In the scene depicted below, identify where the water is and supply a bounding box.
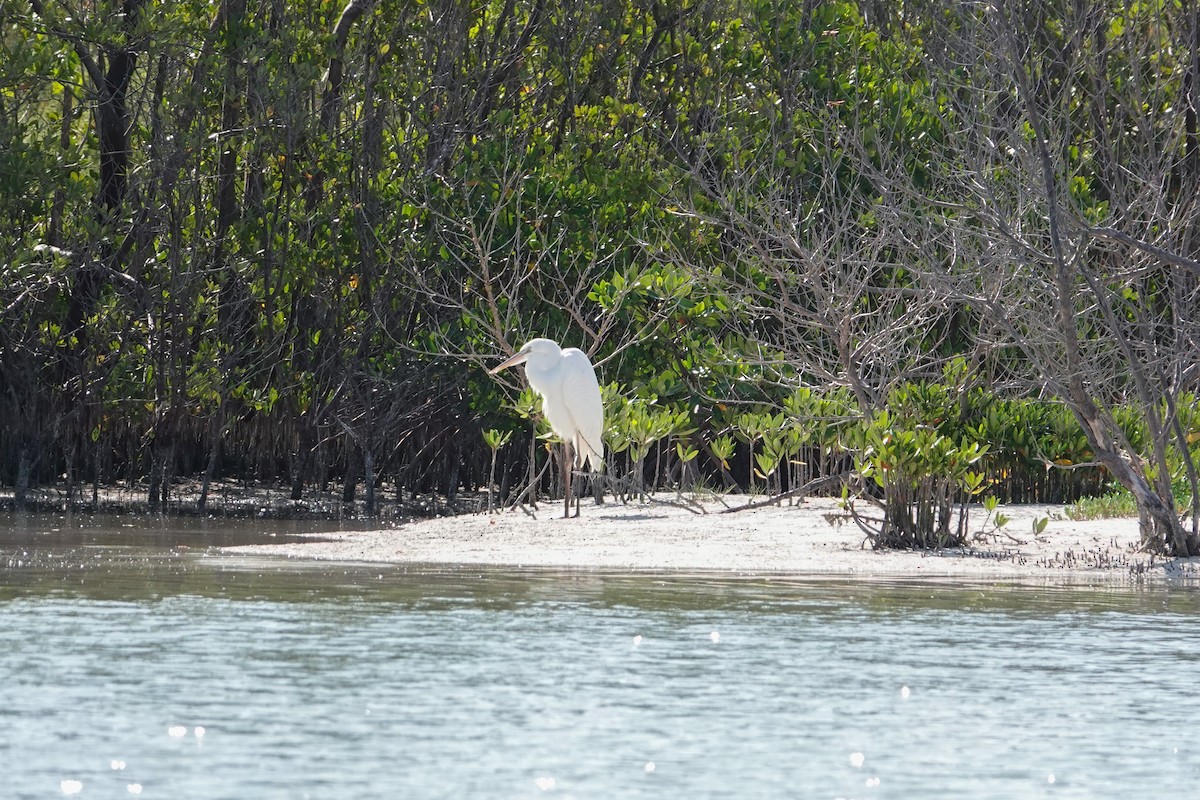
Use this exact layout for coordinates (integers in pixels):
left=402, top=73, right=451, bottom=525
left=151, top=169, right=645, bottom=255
left=2, top=514, right=1199, bottom=798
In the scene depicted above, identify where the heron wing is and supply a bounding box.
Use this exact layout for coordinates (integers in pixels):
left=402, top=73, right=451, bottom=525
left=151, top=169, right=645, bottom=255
left=558, top=348, right=605, bottom=470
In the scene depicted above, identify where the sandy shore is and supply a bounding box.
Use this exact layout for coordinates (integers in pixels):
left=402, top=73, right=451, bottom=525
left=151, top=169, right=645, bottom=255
left=226, top=495, right=1200, bottom=581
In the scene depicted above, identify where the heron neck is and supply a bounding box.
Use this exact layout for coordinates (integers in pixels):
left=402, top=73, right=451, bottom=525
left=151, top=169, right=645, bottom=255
left=524, top=361, right=558, bottom=394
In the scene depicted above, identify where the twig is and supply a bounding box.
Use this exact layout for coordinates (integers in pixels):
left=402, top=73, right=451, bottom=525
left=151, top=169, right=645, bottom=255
left=639, top=494, right=708, bottom=515
left=506, top=456, right=552, bottom=512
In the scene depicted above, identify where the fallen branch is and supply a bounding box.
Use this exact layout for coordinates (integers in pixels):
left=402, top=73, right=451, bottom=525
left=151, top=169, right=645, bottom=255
left=721, top=473, right=849, bottom=513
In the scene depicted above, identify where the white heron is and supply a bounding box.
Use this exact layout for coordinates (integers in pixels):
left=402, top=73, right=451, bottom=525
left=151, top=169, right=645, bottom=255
left=489, top=338, right=604, bottom=518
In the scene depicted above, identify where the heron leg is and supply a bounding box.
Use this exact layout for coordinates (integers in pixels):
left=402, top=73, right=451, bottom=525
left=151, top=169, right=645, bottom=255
left=562, top=442, right=573, bottom=519
left=572, top=460, right=581, bottom=518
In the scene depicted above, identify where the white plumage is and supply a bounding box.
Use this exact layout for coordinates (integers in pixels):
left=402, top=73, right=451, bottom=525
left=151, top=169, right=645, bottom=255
left=489, top=338, right=604, bottom=516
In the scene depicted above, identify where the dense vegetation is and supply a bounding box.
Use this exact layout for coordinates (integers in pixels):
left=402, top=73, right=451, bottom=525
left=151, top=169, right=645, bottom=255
left=2, top=0, right=1198, bottom=553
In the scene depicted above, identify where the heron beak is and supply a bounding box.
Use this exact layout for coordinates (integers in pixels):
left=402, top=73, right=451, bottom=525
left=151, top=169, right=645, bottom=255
left=488, top=348, right=530, bottom=375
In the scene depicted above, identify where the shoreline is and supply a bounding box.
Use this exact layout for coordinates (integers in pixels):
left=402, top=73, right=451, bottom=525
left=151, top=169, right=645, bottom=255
left=225, top=495, right=1200, bottom=582
left=0, top=481, right=476, bottom=521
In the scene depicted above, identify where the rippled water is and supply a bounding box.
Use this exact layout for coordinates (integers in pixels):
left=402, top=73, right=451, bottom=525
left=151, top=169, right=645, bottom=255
left=2, top=513, right=1199, bottom=799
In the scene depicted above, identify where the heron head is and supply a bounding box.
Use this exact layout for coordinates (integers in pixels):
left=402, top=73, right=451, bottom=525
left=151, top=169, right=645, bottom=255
left=487, top=338, right=561, bottom=375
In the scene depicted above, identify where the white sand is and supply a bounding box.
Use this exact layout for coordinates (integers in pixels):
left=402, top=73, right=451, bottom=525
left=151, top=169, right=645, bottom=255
left=226, top=495, right=1200, bottom=581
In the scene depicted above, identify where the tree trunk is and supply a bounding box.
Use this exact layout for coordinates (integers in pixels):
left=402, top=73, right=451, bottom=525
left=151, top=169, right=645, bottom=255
left=15, top=447, right=33, bottom=508
left=59, top=0, right=147, bottom=338
left=290, top=421, right=313, bottom=501
left=1091, top=441, right=1199, bottom=556
left=341, top=447, right=359, bottom=504
left=363, top=448, right=376, bottom=516
left=198, top=409, right=225, bottom=512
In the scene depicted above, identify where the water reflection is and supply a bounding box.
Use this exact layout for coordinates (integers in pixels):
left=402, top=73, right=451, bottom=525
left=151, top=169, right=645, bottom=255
left=2, top=512, right=1200, bottom=798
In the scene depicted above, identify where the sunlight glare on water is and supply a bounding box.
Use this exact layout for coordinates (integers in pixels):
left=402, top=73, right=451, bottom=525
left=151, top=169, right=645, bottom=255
left=3, top=513, right=1200, bottom=798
